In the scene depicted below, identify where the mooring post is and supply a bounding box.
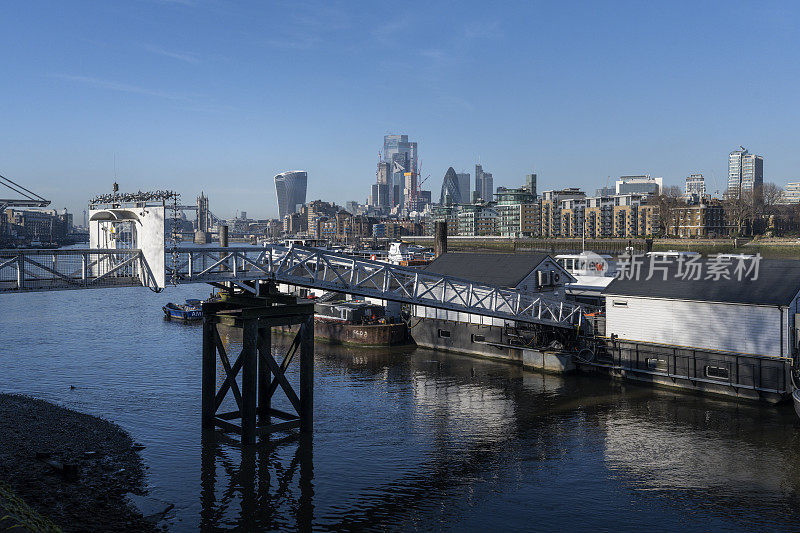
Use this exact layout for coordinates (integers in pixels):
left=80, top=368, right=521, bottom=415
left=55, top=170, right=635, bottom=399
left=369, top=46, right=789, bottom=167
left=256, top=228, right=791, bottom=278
left=201, top=314, right=217, bottom=429
left=241, top=317, right=258, bottom=445
left=257, top=327, right=272, bottom=425
left=299, top=314, right=314, bottom=433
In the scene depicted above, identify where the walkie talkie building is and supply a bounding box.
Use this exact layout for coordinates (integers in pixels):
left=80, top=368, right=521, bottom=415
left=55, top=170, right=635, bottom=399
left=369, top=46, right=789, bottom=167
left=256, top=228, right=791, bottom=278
left=274, top=170, right=308, bottom=220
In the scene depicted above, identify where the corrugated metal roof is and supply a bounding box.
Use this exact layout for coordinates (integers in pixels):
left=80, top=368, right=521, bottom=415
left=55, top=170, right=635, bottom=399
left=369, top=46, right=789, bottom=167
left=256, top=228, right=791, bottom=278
left=423, top=252, right=554, bottom=288
left=602, top=257, right=800, bottom=306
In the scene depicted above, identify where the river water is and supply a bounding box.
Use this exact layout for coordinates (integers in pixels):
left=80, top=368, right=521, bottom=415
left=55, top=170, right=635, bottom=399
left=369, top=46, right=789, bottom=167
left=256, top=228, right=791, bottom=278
left=3, top=284, right=800, bottom=531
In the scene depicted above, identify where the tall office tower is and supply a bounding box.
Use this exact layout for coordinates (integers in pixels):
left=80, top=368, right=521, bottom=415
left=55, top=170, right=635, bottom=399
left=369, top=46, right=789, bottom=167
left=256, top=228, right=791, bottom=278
left=685, top=174, right=706, bottom=198
left=482, top=171, right=493, bottom=201
left=274, top=170, right=308, bottom=220
left=376, top=161, right=390, bottom=207
left=728, top=147, right=764, bottom=198
left=383, top=134, right=418, bottom=207
left=196, top=192, right=209, bottom=232
left=456, top=173, right=470, bottom=203
left=524, top=173, right=537, bottom=197
left=474, top=164, right=493, bottom=201
left=440, top=167, right=463, bottom=204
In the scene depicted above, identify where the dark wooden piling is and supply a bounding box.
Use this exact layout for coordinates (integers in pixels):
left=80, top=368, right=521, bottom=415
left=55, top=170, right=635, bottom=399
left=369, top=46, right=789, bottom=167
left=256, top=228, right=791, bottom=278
left=434, top=221, right=448, bottom=257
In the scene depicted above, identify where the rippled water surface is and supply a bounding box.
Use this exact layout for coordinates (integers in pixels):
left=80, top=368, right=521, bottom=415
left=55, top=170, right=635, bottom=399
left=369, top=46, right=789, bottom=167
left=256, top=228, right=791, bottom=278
left=3, top=285, right=800, bottom=531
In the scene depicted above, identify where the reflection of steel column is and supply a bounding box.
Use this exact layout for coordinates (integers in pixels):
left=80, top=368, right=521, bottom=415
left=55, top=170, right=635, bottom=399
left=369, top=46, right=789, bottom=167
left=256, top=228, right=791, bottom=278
left=297, top=434, right=314, bottom=530
left=300, top=314, right=314, bottom=433
left=199, top=433, right=218, bottom=531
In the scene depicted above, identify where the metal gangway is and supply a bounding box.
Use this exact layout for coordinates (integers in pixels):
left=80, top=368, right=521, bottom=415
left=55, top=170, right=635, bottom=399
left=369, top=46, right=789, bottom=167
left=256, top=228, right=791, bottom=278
left=0, top=244, right=585, bottom=329
left=1, top=201, right=585, bottom=329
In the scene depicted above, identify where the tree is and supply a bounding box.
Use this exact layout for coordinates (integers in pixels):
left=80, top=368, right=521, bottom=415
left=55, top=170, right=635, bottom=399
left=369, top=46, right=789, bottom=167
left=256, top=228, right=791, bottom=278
left=757, top=182, right=783, bottom=217
left=722, top=189, right=756, bottom=236
left=653, top=185, right=683, bottom=236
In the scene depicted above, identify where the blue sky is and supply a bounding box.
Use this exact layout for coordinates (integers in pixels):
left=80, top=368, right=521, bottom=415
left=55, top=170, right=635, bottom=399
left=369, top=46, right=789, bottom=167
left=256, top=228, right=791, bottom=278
left=1, top=0, right=799, bottom=219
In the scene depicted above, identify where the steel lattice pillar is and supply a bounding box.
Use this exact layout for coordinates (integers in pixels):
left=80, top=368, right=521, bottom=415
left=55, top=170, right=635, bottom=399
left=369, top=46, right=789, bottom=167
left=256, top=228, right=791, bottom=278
left=201, top=292, right=314, bottom=444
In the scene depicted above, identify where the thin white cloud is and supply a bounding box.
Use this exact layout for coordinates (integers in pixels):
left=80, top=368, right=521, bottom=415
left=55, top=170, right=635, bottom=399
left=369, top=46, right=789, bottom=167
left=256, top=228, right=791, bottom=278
left=51, top=74, right=194, bottom=101
left=142, top=44, right=200, bottom=64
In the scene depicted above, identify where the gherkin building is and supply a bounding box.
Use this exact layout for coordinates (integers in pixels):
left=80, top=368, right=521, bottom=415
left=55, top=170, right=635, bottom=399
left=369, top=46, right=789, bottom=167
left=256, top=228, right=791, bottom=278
left=439, top=167, right=462, bottom=205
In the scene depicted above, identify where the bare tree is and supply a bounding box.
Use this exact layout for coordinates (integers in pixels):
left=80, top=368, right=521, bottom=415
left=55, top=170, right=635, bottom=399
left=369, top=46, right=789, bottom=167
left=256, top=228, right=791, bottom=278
left=722, top=189, right=756, bottom=236
left=653, top=185, right=683, bottom=236
left=757, top=182, right=783, bottom=216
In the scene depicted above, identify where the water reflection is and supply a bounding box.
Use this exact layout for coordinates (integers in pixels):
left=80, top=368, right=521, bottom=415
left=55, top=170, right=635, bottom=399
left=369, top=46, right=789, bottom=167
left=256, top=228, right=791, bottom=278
left=200, top=431, right=314, bottom=531
left=3, top=286, right=800, bottom=531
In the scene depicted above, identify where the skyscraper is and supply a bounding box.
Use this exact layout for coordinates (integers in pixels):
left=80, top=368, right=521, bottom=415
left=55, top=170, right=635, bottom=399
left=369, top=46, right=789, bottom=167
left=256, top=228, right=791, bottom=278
left=474, top=164, right=493, bottom=201
left=440, top=167, right=462, bottom=204
left=274, top=170, right=308, bottom=220
left=728, top=147, right=763, bottom=198
left=456, top=173, right=470, bottom=203
left=524, top=173, right=537, bottom=197
left=382, top=134, right=418, bottom=207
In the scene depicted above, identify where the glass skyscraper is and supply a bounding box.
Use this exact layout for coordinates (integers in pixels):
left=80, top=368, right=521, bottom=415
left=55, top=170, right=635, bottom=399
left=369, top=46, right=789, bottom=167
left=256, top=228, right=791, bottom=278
left=274, top=170, right=308, bottom=220
left=382, top=134, right=418, bottom=207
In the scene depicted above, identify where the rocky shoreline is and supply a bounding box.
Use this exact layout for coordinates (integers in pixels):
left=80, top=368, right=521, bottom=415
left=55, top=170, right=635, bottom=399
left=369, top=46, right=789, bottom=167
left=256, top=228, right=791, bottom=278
left=0, top=394, right=157, bottom=532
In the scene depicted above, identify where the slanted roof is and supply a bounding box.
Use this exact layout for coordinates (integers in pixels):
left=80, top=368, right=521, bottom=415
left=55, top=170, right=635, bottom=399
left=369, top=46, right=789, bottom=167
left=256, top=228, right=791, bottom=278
left=603, top=257, right=800, bottom=306
left=423, top=252, right=565, bottom=288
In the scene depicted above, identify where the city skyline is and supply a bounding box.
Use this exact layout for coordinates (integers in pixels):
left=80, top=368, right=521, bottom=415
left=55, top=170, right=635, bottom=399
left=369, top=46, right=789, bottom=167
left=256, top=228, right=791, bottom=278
left=1, top=2, right=799, bottom=218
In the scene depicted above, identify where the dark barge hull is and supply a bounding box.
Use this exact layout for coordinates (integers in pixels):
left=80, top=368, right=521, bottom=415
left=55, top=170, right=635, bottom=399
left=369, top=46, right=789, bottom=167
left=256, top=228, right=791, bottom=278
left=410, top=317, right=790, bottom=403
left=275, top=320, right=410, bottom=347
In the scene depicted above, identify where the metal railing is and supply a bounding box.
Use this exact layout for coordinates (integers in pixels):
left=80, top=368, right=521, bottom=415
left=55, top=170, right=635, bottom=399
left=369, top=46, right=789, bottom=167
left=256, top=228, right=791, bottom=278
left=0, top=248, right=157, bottom=292
left=169, top=245, right=585, bottom=329
left=584, top=338, right=790, bottom=394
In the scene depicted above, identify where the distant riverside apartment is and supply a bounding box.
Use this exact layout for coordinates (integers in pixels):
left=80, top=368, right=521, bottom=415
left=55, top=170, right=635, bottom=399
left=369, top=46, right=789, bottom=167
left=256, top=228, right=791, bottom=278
left=727, top=147, right=763, bottom=198
left=781, top=182, right=800, bottom=205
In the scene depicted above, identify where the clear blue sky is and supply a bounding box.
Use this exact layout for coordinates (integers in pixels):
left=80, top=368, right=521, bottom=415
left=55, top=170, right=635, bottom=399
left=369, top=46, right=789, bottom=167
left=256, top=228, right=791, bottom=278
left=1, top=0, right=798, bottom=219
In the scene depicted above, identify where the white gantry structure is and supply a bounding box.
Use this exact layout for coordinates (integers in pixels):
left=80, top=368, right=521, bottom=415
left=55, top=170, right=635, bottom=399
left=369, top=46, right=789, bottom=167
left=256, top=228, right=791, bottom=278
left=0, top=206, right=585, bottom=329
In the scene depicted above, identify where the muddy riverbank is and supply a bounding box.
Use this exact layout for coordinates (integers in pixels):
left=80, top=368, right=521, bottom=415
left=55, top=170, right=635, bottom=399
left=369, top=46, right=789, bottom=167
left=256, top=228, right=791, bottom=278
left=0, top=394, right=157, bottom=532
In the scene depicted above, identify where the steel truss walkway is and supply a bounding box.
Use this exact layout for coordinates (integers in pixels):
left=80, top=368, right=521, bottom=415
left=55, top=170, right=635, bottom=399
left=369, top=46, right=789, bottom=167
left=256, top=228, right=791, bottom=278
left=1, top=245, right=584, bottom=329
left=170, top=245, right=585, bottom=329
left=0, top=248, right=159, bottom=292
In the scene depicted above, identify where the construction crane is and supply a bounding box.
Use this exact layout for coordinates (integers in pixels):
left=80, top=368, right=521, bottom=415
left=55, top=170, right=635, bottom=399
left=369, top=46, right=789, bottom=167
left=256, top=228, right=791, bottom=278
left=0, top=173, right=50, bottom=212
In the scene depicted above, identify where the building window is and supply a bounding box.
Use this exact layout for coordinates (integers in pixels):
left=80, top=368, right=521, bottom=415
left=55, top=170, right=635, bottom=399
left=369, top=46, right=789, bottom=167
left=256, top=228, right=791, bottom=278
left=704, top=365, right=730, bottom=380
left=438, top=329, right=451, bottom=338
left=612, top=300, right=628, bottom=307
left=646, top=358, right=668, bottom=372
left=471, top=334, right=485, bottom=343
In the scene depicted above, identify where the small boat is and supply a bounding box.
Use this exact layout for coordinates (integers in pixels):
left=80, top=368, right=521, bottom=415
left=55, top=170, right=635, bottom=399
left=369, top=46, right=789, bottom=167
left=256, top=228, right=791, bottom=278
left=163, top=299, right=203, bottom=321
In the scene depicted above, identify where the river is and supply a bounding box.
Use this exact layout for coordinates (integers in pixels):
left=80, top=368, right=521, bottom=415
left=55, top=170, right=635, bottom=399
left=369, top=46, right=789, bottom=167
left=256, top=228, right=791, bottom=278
left=2, top=284, right=800, bottom=531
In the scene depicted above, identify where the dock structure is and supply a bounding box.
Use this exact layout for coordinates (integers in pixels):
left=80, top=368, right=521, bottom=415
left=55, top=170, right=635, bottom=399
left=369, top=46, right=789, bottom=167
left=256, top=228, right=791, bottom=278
left=201, top=287, right=314, bottom=444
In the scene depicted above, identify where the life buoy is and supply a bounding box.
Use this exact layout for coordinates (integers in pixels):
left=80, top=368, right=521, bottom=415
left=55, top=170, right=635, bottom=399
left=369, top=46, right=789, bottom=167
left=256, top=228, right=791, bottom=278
left=370, top=254, right=376, bottom=260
